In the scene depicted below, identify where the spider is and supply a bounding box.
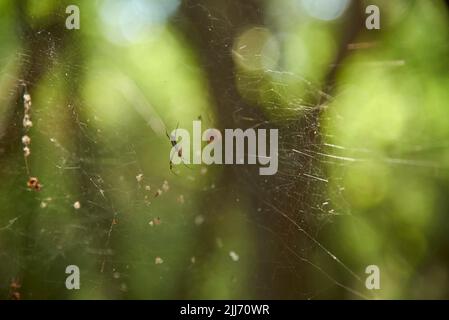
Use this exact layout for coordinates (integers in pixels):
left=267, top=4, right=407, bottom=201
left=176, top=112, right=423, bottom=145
left=165, top=122, right=190, bottom=174
left=166, top=122, right=181, bottom=174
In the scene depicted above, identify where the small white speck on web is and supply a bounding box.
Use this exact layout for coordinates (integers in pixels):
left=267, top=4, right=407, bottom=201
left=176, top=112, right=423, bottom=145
left=23, top=146, right=30, bottom=157
left=229, top=251, right=239, bottom=262
left=73, top=201, right=81, bottom=209
left=21, top=135, right=31, bottom=145
left=155, top=256, right=164, bottom=264
left=149, top=217, right=161, bottom=226
left=162, top=180, right=169, bottom=192
left=136, top=173, right=143, bottom=183
left=194, top=214, right=205, bottom=226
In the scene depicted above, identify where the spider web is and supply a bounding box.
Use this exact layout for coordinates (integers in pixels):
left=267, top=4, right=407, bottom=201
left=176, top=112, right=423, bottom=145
left=1, top=0, right=449, bottom=300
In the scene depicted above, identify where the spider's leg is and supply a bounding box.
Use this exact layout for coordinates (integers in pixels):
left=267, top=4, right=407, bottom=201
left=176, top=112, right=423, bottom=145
left=169, top=147, right=179, bottom=175
left=182, top=162, right=192, bottom=169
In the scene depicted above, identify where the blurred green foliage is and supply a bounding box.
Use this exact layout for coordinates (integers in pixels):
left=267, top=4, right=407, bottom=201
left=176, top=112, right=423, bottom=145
left=1, top=0, right=449, bottom=299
